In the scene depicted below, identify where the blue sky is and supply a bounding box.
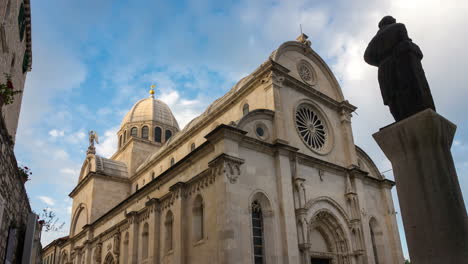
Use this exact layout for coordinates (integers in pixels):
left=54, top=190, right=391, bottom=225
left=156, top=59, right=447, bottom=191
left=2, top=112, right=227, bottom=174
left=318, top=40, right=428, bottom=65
left=13, top=0, right=468, bottom=259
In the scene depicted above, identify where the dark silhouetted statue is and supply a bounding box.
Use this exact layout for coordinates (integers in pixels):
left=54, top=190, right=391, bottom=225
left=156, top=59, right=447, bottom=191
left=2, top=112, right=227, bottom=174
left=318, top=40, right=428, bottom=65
left=364, top=16, right=436, bottom=122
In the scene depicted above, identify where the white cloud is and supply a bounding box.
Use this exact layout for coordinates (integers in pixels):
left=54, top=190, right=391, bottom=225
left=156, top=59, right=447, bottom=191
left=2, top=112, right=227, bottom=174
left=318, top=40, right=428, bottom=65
left=48, top=129, right=65, bottom=138
left=60, top=168, right=79, bottom=176
left=96, top=127, right=119, bottom=158
left=38, top=196, right=55, bottom=206
left=53, top=149, right=69, bottom=160
left=66, top=130, right=87, bottom=145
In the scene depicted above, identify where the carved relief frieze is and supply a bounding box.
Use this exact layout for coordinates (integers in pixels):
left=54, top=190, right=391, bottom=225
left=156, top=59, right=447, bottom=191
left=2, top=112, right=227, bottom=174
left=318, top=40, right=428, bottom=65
left=138, top=209, right=150, bottom=223
left=185, top=171, right=216, bottom=197
left=145, top=198, right=161, bottom=213
left=208, top=154, right=244, bottom=184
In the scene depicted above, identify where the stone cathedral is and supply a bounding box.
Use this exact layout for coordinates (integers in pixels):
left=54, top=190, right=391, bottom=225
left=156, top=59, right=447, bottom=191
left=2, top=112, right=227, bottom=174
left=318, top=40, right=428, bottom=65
left=42, top=35, right=404, bottom=264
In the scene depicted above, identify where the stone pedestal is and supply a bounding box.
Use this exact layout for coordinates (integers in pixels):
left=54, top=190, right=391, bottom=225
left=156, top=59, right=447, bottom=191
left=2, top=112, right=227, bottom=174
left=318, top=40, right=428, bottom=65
left=373, top=109, right=468, bottom=263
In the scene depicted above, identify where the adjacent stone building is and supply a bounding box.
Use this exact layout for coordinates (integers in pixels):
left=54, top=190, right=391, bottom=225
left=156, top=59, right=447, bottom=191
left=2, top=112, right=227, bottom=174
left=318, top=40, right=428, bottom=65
left=0, top=0, right=32, bottom=142
left=43, top=34, right=404, bottom=264
left=0, top=1, right=41, bottom=264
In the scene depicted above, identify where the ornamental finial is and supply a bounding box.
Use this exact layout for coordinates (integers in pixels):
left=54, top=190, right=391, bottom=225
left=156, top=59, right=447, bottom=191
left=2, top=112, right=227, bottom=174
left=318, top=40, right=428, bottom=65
left=150, top=84, right=156, bottom=98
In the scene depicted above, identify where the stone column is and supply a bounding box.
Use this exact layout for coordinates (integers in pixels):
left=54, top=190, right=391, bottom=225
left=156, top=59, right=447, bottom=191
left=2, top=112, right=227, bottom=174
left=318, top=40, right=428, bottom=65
left=373, top=109, right=468, bottom=263
left=169, top=182, right=186, bottom=264
left=208, top=153, right=245, bottom=264
left=126, top=211, right=139, bottom=264
left=273, top=143, right=301, bottom=264
left=146, top=198, right=160, bottom=264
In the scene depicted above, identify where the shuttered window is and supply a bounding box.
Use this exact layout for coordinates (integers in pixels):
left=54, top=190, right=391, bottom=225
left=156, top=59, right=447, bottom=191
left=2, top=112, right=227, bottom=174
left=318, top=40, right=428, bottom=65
left=18, top=3, right=26, bottom=41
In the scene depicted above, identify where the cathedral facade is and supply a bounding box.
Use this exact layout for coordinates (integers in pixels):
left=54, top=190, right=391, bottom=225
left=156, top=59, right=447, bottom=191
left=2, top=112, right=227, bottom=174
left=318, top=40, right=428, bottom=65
left=42, top=35, right=404, bottom=264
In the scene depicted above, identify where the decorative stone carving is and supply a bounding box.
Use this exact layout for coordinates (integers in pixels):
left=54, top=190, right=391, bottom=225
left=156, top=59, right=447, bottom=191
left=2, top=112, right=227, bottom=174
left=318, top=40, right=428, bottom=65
left=94, top=243, right=102, bottom=263
left=296, top=33, right=311, bottom=47
left=260, top=71, right=273, bottom=84
left=296, top=60, right=316, bottom=85
left=271, top=71, right=286, bottom=87
left=113, top=232, right=121, bottom=256
left=293, top=177, right=306, bottom=208
left=208, top=154, right=245, bottom=184
left=318, top=169, right=324, bottom=181
left=185, top=171, right=216, bottom=197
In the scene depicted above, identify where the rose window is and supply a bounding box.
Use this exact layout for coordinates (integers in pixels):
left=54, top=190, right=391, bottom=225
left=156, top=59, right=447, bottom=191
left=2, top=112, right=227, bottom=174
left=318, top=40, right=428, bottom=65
left=295, top=105, right=327, bottom=151
left=298, top=64, right=312, bottom=82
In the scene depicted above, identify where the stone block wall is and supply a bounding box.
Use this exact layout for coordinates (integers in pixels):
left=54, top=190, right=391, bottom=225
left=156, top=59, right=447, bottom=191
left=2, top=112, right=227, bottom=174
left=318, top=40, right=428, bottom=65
left=0, top=0, right=32, bottom=142
left=0, top=116, right=31, bottom=263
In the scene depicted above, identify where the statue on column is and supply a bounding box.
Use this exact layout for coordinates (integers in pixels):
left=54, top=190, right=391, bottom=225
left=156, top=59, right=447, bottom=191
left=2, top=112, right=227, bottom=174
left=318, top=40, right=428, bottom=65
left=364, top=16, right=436, bottom=122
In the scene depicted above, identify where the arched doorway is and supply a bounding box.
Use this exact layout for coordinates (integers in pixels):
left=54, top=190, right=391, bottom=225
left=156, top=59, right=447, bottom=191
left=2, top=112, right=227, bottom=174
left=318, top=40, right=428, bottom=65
left=308, top=211, right=351, bottom=264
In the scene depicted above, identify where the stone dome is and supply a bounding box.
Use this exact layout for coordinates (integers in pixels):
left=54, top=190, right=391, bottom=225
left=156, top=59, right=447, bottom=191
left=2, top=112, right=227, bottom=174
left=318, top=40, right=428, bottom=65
left=121, top=97, right=179, bottom=129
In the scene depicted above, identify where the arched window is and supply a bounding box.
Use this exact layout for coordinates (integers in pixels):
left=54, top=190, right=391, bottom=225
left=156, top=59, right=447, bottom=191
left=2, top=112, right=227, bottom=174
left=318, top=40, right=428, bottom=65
left=141, top=126, right=149, bottom=139
left=190, top=143, right=196, bottom=152
left=60, top=252, right=68, bottom=264
left=165, top=211, right=174, bottom=252
left=243, top=103, right=249, bottom=116
left=151, top=172, right=155, bottom=180
left=165, top=130, right=172, bottom=141
left=135, top=184, right=139, bottom=192
left=251, top=200, right=264, bottom=264
left=123, top=232, right=129, bottom=264
left=193, top=195, right=204, bottom=241
left=170, top=157, right=175, bottom=166
left=119, top=135, right=123, bottom=148
left=142, top=223, right=149, bottom=260
left=104, top=253, right=115, bottom=264
left=154, top=127, right=162, bottom=143
left=130, top=127, right=138, bottom=137
left=123, top=130, right=127, bottom=143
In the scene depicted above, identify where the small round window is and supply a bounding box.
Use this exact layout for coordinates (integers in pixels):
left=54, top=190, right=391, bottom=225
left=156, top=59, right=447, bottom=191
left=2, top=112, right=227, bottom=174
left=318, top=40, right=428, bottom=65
left=254, top=122, right=269, bottom=141
left=256, top=126, right=264, bottom=137
left=295, top=104, right=329, bottom=152
left=296, top=60, right=317, bottom=85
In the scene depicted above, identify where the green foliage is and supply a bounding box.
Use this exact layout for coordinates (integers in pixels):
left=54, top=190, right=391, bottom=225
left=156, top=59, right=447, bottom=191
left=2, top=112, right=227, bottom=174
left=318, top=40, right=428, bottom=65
left=405, top=260, right=411, bottom=264
left=18, top=165, right=32, bottom=181
left=0, top=74, right=21, bottom=105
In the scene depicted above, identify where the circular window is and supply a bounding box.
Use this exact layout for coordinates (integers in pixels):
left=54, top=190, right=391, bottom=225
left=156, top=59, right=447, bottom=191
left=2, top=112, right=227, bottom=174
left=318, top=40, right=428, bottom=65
left=297, top=60, right=317, bottom=85
left=295, top=104, right=330, bottom=152
left=298, top=64, right=312, bottom=82
left=254, top=122, right=269, bottom=141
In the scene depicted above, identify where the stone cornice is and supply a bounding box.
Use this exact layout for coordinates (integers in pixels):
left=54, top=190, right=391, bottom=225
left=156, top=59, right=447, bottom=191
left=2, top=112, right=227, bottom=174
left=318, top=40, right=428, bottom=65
left=296, top=152, right=395, bottom=188
left=69, top=172, right=129, bottom=198
left=204, top=124, right=248, bottom=144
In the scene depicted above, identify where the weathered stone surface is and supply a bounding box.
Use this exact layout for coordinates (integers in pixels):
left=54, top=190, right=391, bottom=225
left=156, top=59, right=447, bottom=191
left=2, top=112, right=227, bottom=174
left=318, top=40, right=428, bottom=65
left=0, top=0, right=32, bottom=142
left=374, top=109, right=468, bottom=263
left=0, top=116, right=32, bottom=263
